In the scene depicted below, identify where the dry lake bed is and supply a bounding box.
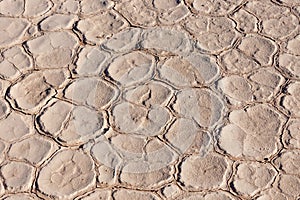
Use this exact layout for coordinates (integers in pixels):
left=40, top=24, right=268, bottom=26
left=0, top=0, right=299, bottom=199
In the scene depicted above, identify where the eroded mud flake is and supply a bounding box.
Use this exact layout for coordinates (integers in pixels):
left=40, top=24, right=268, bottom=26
left=115, top=0, right=157, bottom=27
left=110, top=104, right=148, bottom=135
left=161, top=184, right=181, bottom=199
left=0, top=99, right=10, bottom=120
left=179, top=153, right=230, bottom=190
left=0, top=0, right=24, bottom=16
left=275, top=174, right=300, bottom=198
left=0, top=45, right=33, bottom=81
left=102, top=28, right=142, bottom=53
left=40, top=14, right=78, bottom=31
left=23, top=0, right=52, bottom=17
left=96, top=137, right=176, bottom=189
left=98, top=130, right=175, bottom=174
left=75, top=46, right=109, bottom=76
left=27, top=31, right=78, bottom=69
left=159, top=56, right=205, bottom=87
left=218, top=68, right=284, bottom=105
left=42, top=68, right=70, bottom=89
left=186, top=0, right=243, bottom=16
left=107, top=51, right=155, bottom=87
left=37, top=149, right=96, bottom=198
left=184, top=16, right=239, bottom=53
left=158, top=4, right=190, bottom=25
left=124, top=138, right=177, bottom=173
left=8, top=135, right=56, bottom=165
left=97, top=164, right=115, bottom=185
left=220, top=49, right=260, bottom=74
left=119, top=165, right=174, bottom=189
left=249, top=67, right=285, bottom=102
left=112, top=102, right=171, bottom=136
left=218, top=104, right=285, bottom=160
left=141, top=28, right=192, bottom=56
left=238, top=35, right=277, bottom=66
left=287, top=35, right=300, bottom=56
left=64, top=78, right=118, bottom=109
left=38, top=100, right=105, bottom=145
left=77, top=10, right=129, bottom=44
left=273, top=150, right=300, bottom=175
left=185, top=52, right=220, bottom=84
left=0, top=112, right=33, bottom=142
left=230, top=162, right=276, bottom=196
left=123, top=81, right=172, bottom=107
left=81, top=0, right=114, bottom=14
left=255, top=188, right=290, bottom=200
left=245, top=0, right=298, bottom=39
left=158, top=53, right=219, bottom=87
left=232, top=9, right=258, bottom=33
left=217, top=75, right=253, bottom=104
left=91, top=136, right=122, bottom=169
left=38, top=100, right=73, bottom=136
left=262, top=14, right=298, bottom=39
left=0, top=18, right=30, bottom=48
left=283, top=118, right=300, bottom=148
left=173, top=88, right=224, bottom=128
left=165, top=118, right=211, bottom=155
left=279, top=82, right=300, bottom=117
left=153, top=0, right=180, bottom=10
left=8, top=72, right=56, bottom=113
left=279, top=53, right=300, bottom=80
left=1, top=161, right=35, bottom=192
left=56, top=0, right=80, bottom=14
left=152, top=0, right=189, bottom=25
left=57, top=106, right=105, bottom=145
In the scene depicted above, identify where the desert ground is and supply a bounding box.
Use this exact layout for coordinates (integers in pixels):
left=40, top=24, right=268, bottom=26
left=0, top=0, right=299, bottom=199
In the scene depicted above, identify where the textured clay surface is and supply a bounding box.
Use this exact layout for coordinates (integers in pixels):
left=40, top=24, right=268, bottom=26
left=0, top=0, right=299, bottom=199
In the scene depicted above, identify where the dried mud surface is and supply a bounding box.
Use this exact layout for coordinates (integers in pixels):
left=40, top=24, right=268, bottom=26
left=0, top=0, right=300, bottom=199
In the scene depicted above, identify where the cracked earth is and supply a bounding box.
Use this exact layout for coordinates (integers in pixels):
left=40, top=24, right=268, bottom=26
left=0, top=0, right=300, bottom=199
